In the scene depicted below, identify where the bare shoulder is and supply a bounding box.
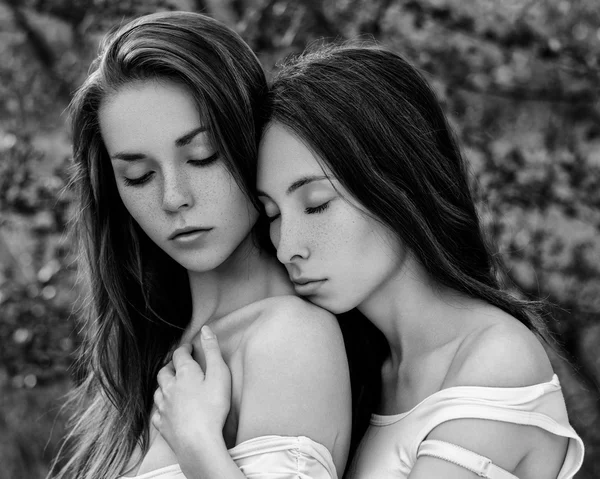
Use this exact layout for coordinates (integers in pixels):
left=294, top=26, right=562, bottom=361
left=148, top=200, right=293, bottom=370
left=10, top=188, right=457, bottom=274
left=245, top=295, right=345, bottom=358
left=445, top=308, right=554, bottom=389
left=258, top=295, right=341, bottom=330
left=422, top=310, right=566, bottom=479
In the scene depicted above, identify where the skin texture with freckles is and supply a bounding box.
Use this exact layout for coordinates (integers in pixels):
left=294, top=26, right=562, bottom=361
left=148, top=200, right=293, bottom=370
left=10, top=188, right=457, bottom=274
left=99, top=79, right=257, bottom=274
left=257, top=122, right=405, bottom=314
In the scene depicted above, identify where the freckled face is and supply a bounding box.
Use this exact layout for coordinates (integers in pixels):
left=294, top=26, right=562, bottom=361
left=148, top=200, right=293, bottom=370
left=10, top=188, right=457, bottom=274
left=99, top=80, right=257, bottom=273
left=257, top=123, right=403, bottom=314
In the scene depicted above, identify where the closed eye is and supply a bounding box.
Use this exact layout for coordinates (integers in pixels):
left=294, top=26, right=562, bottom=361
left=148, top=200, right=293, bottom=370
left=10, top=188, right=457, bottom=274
left=123, top=172, right=154, bottom=187
left=188, top=152, right=219, bottom=167
left=305, top=202, right=330, bottom=214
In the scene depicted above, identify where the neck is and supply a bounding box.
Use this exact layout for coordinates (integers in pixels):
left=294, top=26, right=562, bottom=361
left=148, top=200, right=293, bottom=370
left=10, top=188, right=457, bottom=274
left=183, top=234, right=291, bottom=340
left=358, top=254, right=467, bottom=370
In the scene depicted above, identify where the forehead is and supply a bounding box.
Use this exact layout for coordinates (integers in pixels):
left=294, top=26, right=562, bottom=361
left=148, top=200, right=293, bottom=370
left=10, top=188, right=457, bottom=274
left=257, top=123, right=328, bottom=191
left=99, top=80, right=204, bottom=152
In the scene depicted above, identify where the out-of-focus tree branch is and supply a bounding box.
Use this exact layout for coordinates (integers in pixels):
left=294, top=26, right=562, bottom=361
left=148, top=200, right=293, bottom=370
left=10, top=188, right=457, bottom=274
left=203, top=0, right=239, bottom=26
left=0, top=231, right=31, bottom=284
left=3, top=0, right=74, bottom=102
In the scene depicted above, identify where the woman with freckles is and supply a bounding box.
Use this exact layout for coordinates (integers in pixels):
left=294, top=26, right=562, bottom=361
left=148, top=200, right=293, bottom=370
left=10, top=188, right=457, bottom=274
left=49, top=12, right=368, bottom=479
left=158, top=44, right=585, bottom=478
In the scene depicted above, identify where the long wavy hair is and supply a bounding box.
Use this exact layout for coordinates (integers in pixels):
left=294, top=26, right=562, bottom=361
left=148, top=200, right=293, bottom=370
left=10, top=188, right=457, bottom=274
left=263, top=43, right=549, bottom=341
left=50, top=12, right=268, bottom=479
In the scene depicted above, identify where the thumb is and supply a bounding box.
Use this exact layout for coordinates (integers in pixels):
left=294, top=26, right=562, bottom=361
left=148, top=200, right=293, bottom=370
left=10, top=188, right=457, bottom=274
left=201, top=325, right=226, bottom=375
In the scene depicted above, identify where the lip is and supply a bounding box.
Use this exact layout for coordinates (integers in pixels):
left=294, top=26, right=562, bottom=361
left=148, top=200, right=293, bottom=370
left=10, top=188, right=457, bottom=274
left=291, top=276, right=324, bottom=285
left=291, top=278, right=327, bottom=295
left=169, top=226, right=212, bottom=241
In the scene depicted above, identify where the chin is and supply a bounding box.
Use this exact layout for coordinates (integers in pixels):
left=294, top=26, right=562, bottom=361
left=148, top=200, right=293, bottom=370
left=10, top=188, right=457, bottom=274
left=174, top=251, right=231, bottom=273
left=306, top=295, right=354, bottom=315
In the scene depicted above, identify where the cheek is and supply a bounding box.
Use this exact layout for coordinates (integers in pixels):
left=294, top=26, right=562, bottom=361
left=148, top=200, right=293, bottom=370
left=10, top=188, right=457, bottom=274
left=353, top=227, right=402, bottom=288
left=328, top=215, right=392, bottom=274
left=319, top=212, right=364, bottom=258
left=117, top=187, right=141, bottom=220
left=214, top=171, right=258, bottom=229
left=116, top=185, right=160, bottom=233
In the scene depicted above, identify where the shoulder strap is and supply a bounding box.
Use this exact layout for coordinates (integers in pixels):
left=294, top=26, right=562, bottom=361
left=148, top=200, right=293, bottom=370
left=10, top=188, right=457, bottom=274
left=417, top=440, right=517, bottom=479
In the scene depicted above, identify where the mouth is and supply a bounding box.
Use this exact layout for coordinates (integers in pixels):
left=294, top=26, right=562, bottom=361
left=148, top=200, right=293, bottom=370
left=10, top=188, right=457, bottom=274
left=291, top=277, right=324, bottom=285
left=291, top=278, right=327, bottom=295
left=169, top=227, right=212, bottom=241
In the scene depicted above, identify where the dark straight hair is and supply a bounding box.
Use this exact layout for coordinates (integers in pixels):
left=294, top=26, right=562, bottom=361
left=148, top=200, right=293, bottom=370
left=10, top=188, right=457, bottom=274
left=262, top=41, right=551, bottom=356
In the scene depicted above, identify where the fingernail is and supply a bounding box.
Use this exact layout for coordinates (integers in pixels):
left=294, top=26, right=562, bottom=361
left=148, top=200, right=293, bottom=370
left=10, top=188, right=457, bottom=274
left=201, top=325, right=215, bottom=339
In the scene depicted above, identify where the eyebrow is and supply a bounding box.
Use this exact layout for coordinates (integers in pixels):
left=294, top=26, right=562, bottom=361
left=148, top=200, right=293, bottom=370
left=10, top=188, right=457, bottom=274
left=175, top=126, right=207, bottom=147
left=111, top=152, right=147, bottom=162
left=257, top=175, right=329, bottom=198
left=111, top=126, right=208, bottom=161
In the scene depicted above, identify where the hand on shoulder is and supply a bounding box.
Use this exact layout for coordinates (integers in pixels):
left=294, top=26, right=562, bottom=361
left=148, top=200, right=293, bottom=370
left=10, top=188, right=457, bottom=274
left=153, top=330, right=232, bottom=464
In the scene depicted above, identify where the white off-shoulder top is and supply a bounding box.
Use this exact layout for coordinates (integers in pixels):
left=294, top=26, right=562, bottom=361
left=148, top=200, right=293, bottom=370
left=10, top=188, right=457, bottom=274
left=345, top=374, right=584, bottom=479
left=118, top=435, right=338, bottom=479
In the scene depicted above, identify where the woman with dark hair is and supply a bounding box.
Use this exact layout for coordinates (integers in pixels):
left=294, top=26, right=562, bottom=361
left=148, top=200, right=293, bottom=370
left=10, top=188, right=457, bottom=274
left=159, top=44, right=585, bottom=478
left=50, top=13, right=355, bottom=479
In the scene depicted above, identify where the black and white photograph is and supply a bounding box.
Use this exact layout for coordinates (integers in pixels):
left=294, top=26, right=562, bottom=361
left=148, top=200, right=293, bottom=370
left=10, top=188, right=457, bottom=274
left=0, top=1, right=598, bottom=478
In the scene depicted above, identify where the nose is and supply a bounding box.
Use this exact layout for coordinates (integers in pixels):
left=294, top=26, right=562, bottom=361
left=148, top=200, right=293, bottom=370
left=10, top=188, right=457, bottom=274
left=273, top=215, right=310, bottom=264
left=161, top=169, right=193, bottom=212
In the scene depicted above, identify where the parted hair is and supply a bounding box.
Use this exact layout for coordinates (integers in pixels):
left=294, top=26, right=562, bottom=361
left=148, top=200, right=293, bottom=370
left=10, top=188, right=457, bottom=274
left=50, top=11, right=267, bottom=479
left=263, top=43, right=548, bottom=338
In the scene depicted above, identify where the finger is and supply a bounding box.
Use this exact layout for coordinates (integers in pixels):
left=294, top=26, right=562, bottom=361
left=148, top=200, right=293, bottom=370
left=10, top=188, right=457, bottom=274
left=157, top=363, right=174, bottom=387
left=200, top=326, right=226, bottom=377
left=172, top=344, right=196, bottom=372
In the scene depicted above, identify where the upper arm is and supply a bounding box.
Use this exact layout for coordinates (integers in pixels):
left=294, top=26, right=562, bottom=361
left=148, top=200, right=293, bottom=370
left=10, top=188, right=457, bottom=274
left=409, top=419, right=530, bottom=478
left=236, top=298, right=352, bottom=474
left=410, top=448, right=483, bottom=479
left=409, top=417, right=568, bottom=479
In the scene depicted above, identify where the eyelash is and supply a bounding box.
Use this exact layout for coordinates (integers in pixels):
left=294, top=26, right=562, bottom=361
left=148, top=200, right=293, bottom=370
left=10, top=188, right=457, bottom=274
left=305, top=202, right=330, bottom=214
left=188, top=153, right=219, bottom=167
left=123, top=172, right=153, bottom=187
left=266, top=202, right=330, bottom=223
left=122, top=154, right=220, bottom=187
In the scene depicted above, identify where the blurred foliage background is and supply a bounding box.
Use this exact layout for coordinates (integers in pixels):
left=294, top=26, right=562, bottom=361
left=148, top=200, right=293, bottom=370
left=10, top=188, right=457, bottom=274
left=0, top=0, right=598, bottom=477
